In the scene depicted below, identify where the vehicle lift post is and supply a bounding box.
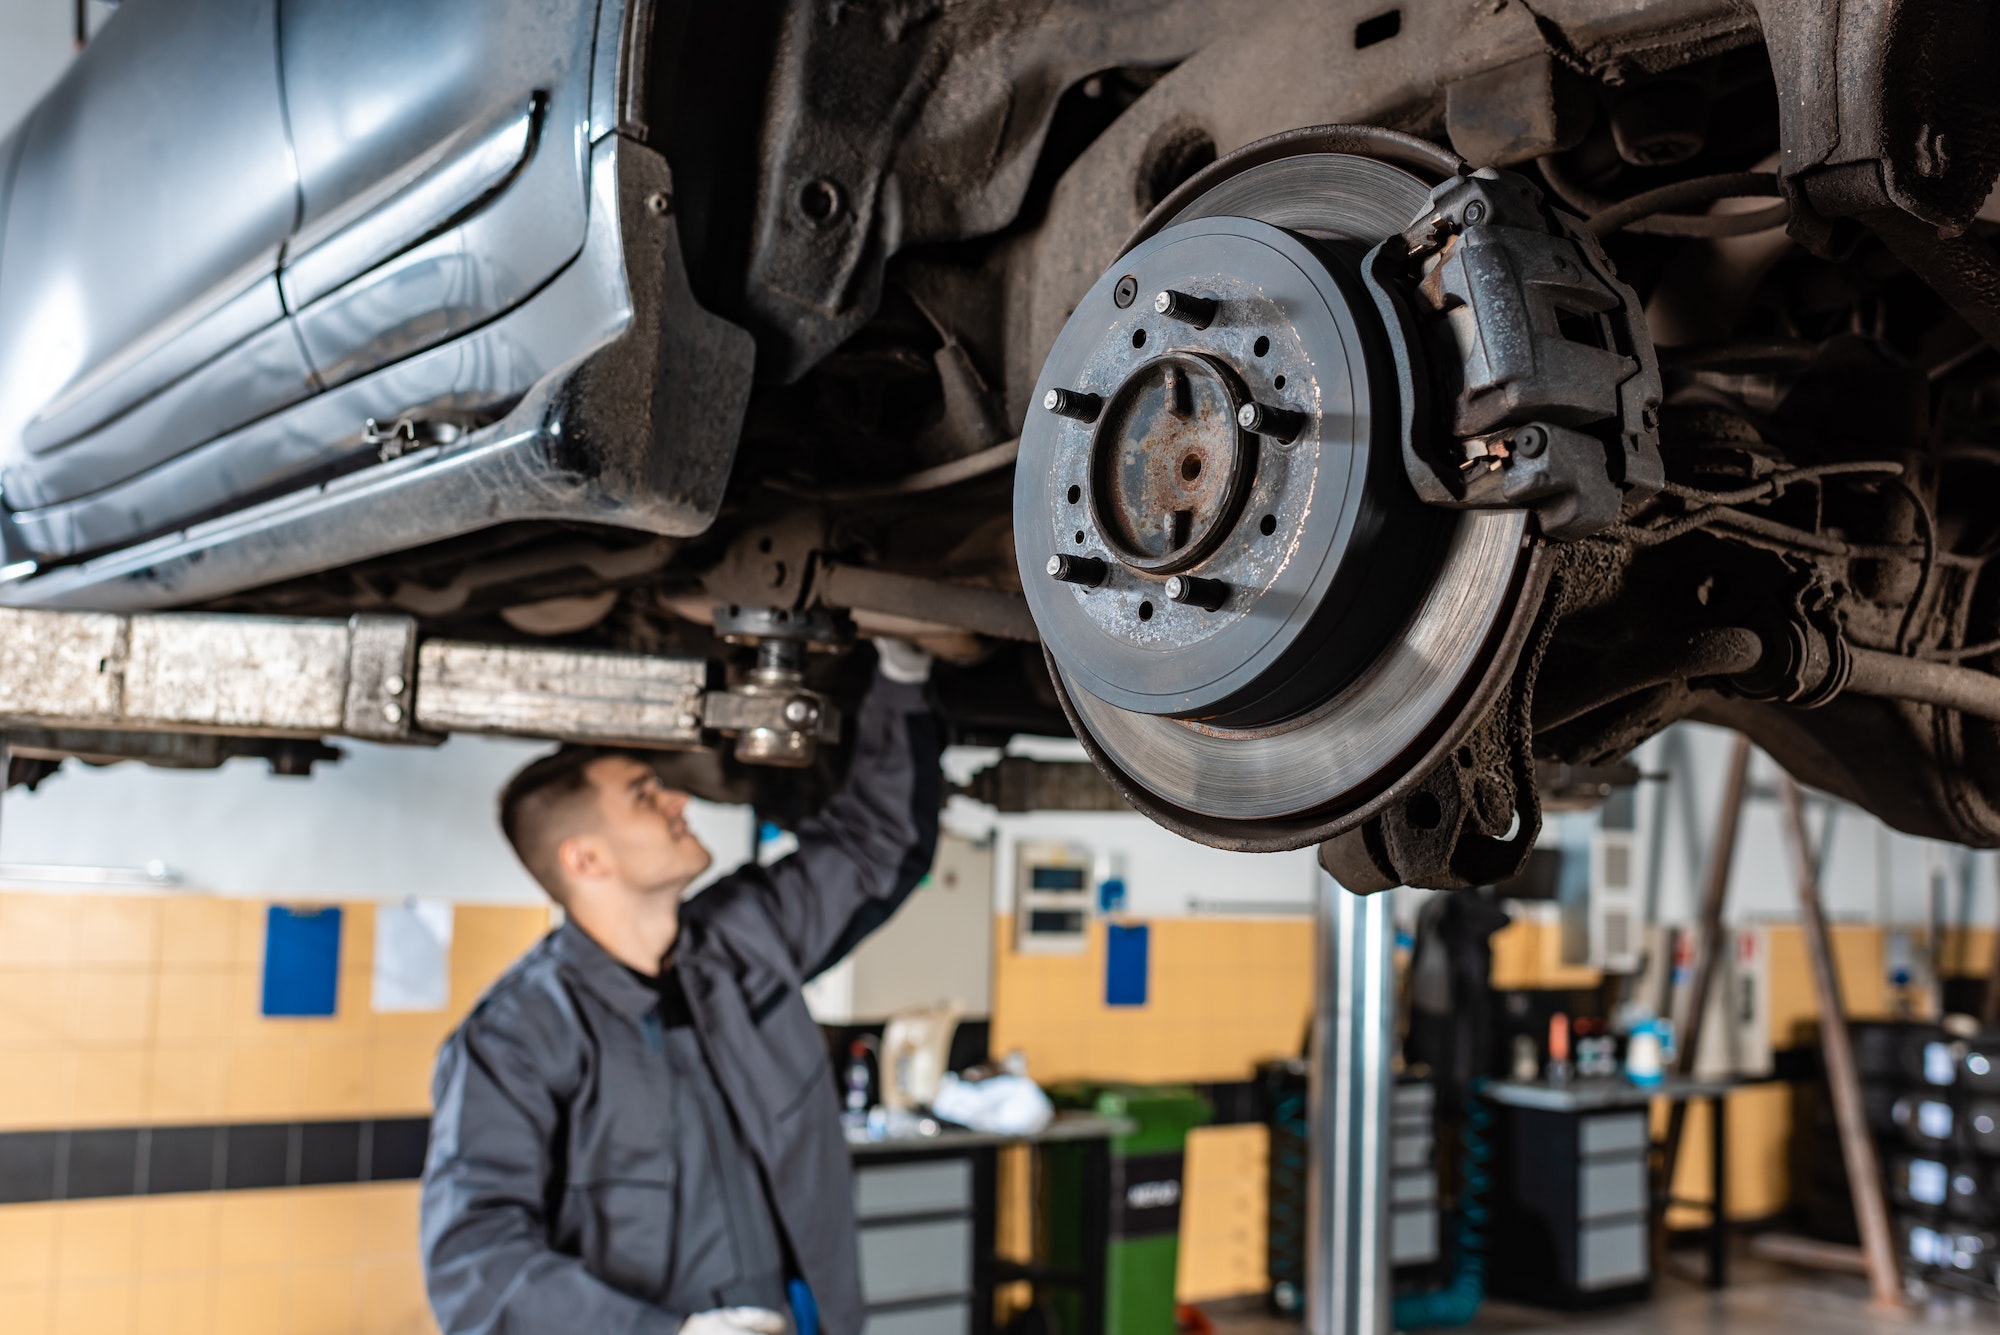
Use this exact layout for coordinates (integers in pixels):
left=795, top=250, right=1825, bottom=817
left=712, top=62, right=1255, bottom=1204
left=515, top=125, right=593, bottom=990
left=1308, top=873, right=1396, bottom=1335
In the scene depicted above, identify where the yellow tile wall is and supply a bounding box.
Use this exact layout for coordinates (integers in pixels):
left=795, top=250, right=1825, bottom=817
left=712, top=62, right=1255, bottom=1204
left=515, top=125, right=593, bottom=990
left=1488, top=910, right=1603, bottom=992
left=0, top=891, right=551, bottom=1130
left=0, top=889, right=552, bottom=1335
left=990, top=915, right=1314, bottom=1085
left=0, top=1183, right=430, bottom=1335
left=989, top=915, right=1309, bottom=1303
left=1176, top=1125, right=1269, bottom=1302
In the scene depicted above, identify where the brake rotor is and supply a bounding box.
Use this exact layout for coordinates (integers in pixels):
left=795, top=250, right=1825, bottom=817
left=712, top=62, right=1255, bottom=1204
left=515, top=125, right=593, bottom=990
left=1015, top=146, right=1539, bottom=851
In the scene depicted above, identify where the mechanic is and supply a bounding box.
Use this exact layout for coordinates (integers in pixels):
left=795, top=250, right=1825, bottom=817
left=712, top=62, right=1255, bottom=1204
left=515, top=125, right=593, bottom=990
left=419, top=640, right=941, bottom=1335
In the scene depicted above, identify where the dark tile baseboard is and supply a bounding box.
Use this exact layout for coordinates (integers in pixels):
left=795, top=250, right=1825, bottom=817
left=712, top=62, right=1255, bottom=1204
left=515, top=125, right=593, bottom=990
left=0, top=1117, right=431, bottom=1205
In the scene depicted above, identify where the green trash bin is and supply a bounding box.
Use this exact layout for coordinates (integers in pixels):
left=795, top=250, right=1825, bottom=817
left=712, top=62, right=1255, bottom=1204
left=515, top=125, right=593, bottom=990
left=1042, top=1083, right=1212, bottom=1335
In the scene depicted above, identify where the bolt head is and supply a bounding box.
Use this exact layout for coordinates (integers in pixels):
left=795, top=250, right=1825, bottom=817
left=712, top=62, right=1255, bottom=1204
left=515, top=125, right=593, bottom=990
left=1464, top=199, right=1488, bottom=224
left=1514, top=425, right=1547, bottom=457
left=383, top=674, right=406, bottom=697
left=381, top=702, right=404, bottom=724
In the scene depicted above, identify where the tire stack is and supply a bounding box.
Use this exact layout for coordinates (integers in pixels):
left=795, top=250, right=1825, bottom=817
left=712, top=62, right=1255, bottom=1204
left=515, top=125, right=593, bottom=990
left=1843, top=1022, right=2000, bottom=1298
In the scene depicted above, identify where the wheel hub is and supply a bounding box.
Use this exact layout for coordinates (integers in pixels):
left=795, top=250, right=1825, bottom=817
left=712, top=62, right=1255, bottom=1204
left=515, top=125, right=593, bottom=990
left=1015, top=149, right=1538, bottom=847
left=1022, top=214, right=1433, bottom=727
left=1089, top=351, right=1249, bottom=573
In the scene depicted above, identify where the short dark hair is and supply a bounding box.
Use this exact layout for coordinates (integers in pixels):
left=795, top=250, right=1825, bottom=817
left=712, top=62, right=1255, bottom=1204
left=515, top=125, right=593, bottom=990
left=497, top=747, right=642, bottom=898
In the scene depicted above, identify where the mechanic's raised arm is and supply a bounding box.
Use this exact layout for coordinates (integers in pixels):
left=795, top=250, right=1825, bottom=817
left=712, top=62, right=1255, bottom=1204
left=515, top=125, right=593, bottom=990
left=698, top=651, right=942, bottom=978
left=421, top=1005, right=682, bottom=1335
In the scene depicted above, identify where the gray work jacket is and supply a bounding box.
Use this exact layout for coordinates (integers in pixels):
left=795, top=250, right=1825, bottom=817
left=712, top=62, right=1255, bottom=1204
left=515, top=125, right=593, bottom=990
left=420, top=676, right=941, bottom=1335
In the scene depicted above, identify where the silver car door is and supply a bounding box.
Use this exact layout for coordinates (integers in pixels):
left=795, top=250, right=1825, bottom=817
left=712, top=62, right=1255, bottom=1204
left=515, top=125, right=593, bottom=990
left=276, top=0, right=600, bottom=391
left=0, top=0, right=309, bottom=516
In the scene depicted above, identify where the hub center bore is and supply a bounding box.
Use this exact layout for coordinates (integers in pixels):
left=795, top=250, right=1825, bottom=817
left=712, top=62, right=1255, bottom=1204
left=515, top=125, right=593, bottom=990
left=1090, top=353, right=1250, bottom=573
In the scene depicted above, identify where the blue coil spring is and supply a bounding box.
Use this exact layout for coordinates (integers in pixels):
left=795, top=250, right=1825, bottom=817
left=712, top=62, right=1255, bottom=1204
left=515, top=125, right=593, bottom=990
left=1392, top=1091, right=1492, bottom=1330
left=1268, top=1089, right=1311, bottom=1309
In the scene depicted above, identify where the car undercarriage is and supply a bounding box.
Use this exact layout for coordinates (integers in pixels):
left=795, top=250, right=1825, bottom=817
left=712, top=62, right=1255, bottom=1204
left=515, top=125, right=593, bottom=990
left=6, top=0, right=2000, bottom=890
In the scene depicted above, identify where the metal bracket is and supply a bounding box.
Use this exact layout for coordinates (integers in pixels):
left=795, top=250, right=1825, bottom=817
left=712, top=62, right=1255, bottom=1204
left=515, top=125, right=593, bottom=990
left=1370, top=168, right=1664, bottom=540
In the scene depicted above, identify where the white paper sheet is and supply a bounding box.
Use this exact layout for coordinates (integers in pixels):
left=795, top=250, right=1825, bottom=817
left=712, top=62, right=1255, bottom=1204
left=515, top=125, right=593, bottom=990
left=373, top=898, right=454, bottom=1012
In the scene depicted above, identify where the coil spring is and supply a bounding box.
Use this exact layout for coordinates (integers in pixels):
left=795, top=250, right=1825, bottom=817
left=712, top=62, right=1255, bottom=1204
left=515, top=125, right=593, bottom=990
left=1392, top=1091, right=1493, bottom=1329
left=1268, top=1089, right=1310, bottom=1310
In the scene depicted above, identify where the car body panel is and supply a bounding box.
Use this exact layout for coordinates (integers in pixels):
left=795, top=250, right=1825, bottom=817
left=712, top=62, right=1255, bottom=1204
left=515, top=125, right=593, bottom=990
left=0, top=0, right=607, bottom=561
left=277, top=0, right=597, bottom=395
left=4, top=133, right=756, bottom=612
left=0, top=0, right=302, bottom=501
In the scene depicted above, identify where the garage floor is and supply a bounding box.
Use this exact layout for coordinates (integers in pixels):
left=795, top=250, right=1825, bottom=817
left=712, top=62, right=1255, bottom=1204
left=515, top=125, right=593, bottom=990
left=1204, top=1256, right=1996, bottom=1334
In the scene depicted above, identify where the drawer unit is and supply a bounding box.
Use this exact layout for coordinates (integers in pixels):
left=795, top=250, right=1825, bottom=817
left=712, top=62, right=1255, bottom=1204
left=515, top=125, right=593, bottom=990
left=853, top=1154, right=978, bottom=1335
left=1491, top=1104, right=1654, bottom=1309
left=855, top=1158, right=973, bottom=1221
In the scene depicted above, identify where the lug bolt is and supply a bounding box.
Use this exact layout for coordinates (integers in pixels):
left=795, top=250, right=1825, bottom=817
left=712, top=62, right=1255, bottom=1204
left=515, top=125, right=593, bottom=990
left=1153, top=289, right=1216, bottom=328
left=1043, top=387, right=1102, bottom=423
left=1047, top=553, right=1108, bottom=587
left=1164, top=575, right=1229, bottom=610
left=1238, top=401, right=1305, bottom=443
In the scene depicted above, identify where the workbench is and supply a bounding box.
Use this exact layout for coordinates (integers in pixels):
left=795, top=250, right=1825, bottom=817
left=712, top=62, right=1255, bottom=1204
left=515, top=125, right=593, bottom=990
left=847, top=1111, right=1135, bottom=1335
left=1483, top=1075, right=1743, bottom=1307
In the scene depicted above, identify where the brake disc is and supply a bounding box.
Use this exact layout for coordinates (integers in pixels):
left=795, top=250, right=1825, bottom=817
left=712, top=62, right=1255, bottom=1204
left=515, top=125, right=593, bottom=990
left=1015, top=148, right=1539, bottom=851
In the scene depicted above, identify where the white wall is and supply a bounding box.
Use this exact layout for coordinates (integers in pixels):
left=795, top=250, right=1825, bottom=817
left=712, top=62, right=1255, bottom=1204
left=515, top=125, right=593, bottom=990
left=941, top=739, right=1319, bottom=920
left=1629, top=723, right=2000, bottom=930
left=0, top=737, right=755, bottom=903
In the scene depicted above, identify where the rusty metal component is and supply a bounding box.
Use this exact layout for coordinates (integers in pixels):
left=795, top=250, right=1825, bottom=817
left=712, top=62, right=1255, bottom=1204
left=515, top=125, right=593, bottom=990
left=1152, top=288, right=1217, bottom=327
left=1023, top=191, right=1453, bottom=729
left=1163, top=574, right=1228, bottom=611
left=713, top=639, right=836, bottom=768
left=1444, top=51, right=1592, bottom=168
left=1017, top=137, right=1562, bottom=857
left=1043, top=388, right=1103, bottom=423
left=703, top=514, right=826, bottom=612
left=7, top=727, right=343, bottom=777
left=956, top=755, right=1130, bottom=813
left=1089, top=350, right=1253, bottom=575
left=1236, top=400, right=1304, bottom=443
left=1843, top=647, right=2000, bottom=724
left=1047, top=554, right=1108, bottom=588
left=814, top=563, right=1037, bottom=643
left=1385, top=169, right=1665, bottom=539
left=413, top=640, right=706, bottom=747
left=736, top=0, right=1229, bottom=381
left=0, top=608, right=417, bottom=741
left=0, top=604, right=841, bottom=769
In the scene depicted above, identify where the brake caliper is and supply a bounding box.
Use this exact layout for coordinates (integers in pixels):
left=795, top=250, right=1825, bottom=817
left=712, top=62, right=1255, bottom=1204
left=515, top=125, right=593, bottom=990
left=1366, top=169, right=1664, bottom=540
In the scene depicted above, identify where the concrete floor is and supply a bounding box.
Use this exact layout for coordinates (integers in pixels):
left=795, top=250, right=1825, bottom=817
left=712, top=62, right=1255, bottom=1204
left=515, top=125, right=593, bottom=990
left=1204, top=1255, right=1997, bottom=1334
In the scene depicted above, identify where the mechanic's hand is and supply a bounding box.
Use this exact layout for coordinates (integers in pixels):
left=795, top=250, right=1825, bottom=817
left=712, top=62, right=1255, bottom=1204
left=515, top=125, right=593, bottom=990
left=679, top=1307, right=790, bottom=1335
left=872, top=636, right=933, bottom=684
